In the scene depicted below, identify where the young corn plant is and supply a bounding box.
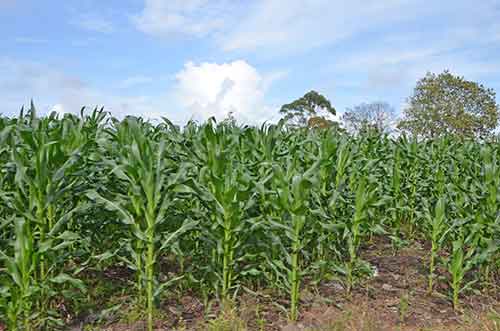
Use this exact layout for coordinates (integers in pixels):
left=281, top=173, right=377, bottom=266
left=448, top=236, right=473, bottom=311
left=0, top=218, right=37, bottom=330
left=397, top=137, right=422, bottom=239
left=387, top=142, right=415, bottom=252
left=425, top=197, right=448, bottom=295
left=447, top=224, right=498, bottom=311
left=266, top=153, right=318, bottom=321
left=0, top=121, right=13, bottom=244
left=445, top=173, right=497, bottom=311
left=390, top=146, right=403, bottom=234
left=2, top=108, right=500, bottom=329
left=309, top=133, right=350, bottom=282
left=188, top=121, right=262, bottom=301
left=479, top=147, right=500, bottom=285
left=344, top=174, right=379, bottom=293
left=87, top=118, right=196, bottom=331
left=0, top=107, right=88, bottom=330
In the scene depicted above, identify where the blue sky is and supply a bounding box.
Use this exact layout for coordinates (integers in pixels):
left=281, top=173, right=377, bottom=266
left=1, top=0, right=500, bottom=124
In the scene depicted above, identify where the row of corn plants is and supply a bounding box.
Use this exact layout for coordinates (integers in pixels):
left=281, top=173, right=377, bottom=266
left=0, top=108, right=499, bottom=330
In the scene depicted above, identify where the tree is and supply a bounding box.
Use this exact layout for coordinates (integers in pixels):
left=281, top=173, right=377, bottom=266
left=280, top=90, right=336, bottom=127
left=342, top=101, right=395, bottom=134
left=307, top=116, right=335, bottom=129
left=398, top=71, right=499, bottom=138
left=221, top=111, right=237, bottom=127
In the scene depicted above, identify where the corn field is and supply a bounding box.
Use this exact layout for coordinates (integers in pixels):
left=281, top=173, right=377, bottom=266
left=0, top=106, right=499, bottom=330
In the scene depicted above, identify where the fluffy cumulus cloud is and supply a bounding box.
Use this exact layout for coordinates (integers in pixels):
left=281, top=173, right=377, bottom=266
left=0, top=57, right=281, bottom=124
left=174, top=60, right=278, bottom=123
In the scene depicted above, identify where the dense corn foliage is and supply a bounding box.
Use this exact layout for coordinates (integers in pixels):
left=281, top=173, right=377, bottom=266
left=0, top=107, right=499, bottom=330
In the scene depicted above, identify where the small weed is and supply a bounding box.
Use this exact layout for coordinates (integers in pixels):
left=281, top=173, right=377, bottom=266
left=398, top=291, right=410, bottom=325
left=206, top=306, right=247, bottom=331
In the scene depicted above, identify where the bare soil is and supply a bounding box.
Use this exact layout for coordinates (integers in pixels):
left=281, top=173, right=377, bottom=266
left=65, top=236, right=500, bottom=330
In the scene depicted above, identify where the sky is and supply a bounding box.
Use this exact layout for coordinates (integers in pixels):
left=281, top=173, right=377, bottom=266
left=1, top=0, right=500, bottom=124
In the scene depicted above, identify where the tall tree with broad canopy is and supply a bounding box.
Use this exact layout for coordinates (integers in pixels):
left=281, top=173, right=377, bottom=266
left=279, top=90, right=336, bottom=128
left=398, top=71, right=499, bottom=138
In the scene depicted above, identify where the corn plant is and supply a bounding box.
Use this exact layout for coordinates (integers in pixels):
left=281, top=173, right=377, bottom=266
left=187, top=121, right=263, bottom=300
left=448, top=236, right=474, bottom=310
left=265, top=149, right=318, bottom=321
left=0, top=108, right=499, bottom=328
left=0, top=218, right=36, bottom=330
left=389, top=145, right=403, bottom=234
left=425, top=197, right=448, bottom=294
left=0, top=107, right=89, bottom=330
left=397, top=137, right=422, bottom=239
left=445, top=181, right=498, bottom=310
left=343, top=173, right=380, bottom=292
left=309, top=133, right=350, bottom=281
left=0, top=121, right=13, bottom=243
left=86, top=117, right=197, bottom=331
left=479, top=146, right=500, bottom=284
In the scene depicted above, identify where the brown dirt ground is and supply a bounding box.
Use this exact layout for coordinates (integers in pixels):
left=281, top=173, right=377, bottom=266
left=61, top=236, right=500, bottom=330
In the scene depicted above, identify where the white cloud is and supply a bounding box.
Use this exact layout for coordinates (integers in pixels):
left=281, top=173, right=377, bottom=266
left=0, top=58, right=285, bottom=124
left=118, top=75, right=154, bottom=89
left=132, top=0, right=500, bottom=58
left=72, top=15, right=115, bottom=33
left=51, top=103, right=67, bottom=115
left=332, top=40, right=500, bottom=93
left=15, top=37, right=49, bottom=44
left=220, top=0, right=500, bottom=53
left=0, top=58, right=165, bottom=120
left=132, top=0, right=231, bottom=37
left=131, top=0, right=444, bottom=52
left=173, top=60, right=280, bottom=123
left=222, top=0, right=407, bottom=52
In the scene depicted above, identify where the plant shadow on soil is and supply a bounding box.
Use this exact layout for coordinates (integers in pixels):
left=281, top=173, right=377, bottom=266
left=67, top=236, right=499, bottom=331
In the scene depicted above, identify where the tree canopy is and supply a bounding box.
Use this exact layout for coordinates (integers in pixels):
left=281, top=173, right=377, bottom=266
left=279, top=90, right=336, bottom=127
left=343, top=101, right=395, bottom=135
left=398, top=71, right=499, bottom=138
